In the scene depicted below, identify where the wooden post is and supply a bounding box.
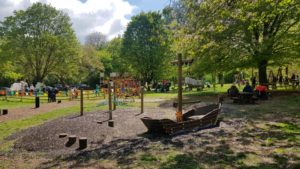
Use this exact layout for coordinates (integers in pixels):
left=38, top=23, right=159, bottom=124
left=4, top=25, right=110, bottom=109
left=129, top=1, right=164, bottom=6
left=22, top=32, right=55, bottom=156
left=108, top=81, right=112, bottom=120
left=113, top=83, right=116, bottom=110
left=141, top=86, right=144, bottom=114
left=80, top=89, right=83, bottom=116
left=79, top=137, right=87, bottom=149
left=176, top=53, right=183, bottom=122
left=35, top=96, right=40, bottom=108
left=2, top=109, right=8, bottom=115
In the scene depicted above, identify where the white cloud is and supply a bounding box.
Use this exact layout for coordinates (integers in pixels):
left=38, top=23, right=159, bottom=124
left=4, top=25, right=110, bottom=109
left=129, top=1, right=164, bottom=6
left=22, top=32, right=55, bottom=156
left=0, top=0, right=136, bottom=42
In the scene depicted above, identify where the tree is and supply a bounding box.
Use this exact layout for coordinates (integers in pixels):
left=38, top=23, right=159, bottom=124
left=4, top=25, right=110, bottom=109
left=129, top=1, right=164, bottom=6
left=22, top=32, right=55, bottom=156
left=121, top=12, right=171, bottom=84
left=106, top=37, right=128, bottom=74
left=0, top=3, right=80, bottom=83
left=85, top=32, right=107, bottom=50
left=79, top=45, right=103, bottom=85
left=179, top=0, right=300, bottom=84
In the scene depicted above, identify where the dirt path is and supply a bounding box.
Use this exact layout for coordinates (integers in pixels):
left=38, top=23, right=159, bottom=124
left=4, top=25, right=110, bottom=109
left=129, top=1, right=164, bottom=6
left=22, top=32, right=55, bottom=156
left=0, top=101, right=80, bottom=123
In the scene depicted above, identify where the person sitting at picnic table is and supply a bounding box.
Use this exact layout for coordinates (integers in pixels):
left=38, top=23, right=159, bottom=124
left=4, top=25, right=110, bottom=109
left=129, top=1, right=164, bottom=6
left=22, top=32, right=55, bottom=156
left=255, top=85, right=268, bottom=100
left=227, top=83, right=239, bottom=97
left=243, top=82, right=253, bottom=93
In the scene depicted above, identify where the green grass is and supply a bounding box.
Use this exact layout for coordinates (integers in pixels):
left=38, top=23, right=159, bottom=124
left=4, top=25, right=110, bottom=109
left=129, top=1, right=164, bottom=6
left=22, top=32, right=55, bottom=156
left=159, top=154, right=200, bottom=169
left=0, top=100, right=33, bottom=109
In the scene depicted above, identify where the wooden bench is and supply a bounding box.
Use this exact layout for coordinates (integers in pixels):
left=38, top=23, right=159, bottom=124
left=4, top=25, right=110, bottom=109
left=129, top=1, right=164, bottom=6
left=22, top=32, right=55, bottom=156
left=232, top=92, right=255, bottom=104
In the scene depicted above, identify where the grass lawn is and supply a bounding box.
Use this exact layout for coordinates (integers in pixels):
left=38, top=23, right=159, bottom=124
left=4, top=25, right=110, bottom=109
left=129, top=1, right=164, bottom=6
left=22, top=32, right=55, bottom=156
left=0, top=100, right=33, bottom=109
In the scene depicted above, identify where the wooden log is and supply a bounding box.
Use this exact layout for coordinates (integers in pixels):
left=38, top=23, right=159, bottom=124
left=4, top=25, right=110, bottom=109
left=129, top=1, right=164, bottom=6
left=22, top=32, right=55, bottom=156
left=65, top=135, right=77, bottom=147
left=108, top=120, right=114, bottom=127
left=59, top=133, right=68, bottom=138
left=2, top=109, right=8, bottom=115
left=68, top=135, right=77, bottom=143
left=79, top=137, right=87, bottom=149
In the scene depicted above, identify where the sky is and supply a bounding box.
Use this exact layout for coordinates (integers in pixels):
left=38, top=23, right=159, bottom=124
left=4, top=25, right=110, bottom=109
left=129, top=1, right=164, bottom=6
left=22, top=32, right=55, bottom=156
left=0, top=0, right=170, bottom=43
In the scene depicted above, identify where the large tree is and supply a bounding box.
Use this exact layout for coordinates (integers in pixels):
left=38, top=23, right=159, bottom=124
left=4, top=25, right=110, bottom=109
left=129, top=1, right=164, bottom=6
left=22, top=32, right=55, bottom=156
left=0, top=3, right=80, bottom=83
left=85, top=31, right=107, bottom=50
left=121, top=12, right=171, bottom=84
left=178, top=0, right=300, bottom=84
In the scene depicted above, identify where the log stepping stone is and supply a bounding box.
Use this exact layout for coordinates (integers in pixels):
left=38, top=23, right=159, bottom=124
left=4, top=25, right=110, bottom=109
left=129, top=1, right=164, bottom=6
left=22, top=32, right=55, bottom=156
left=65, top=135, right=77, bottom=147
left=108, top=120, right=114, bottom=127
left=79, top=137, right=87, bottom=149
left=59, top=133, right=68, bottom=138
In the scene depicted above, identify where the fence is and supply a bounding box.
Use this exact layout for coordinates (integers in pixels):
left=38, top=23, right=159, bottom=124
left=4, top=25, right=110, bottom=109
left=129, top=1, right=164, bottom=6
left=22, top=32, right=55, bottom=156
left=0, top=90, right=104, bottom=102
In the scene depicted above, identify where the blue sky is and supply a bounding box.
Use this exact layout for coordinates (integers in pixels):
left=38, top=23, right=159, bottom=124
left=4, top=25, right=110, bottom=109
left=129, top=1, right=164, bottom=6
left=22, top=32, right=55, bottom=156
left=79, top=0, right=169, bottom=13
left=0, top=0, right=169, bottom=42
left=127, top=0, right=170, bottom=13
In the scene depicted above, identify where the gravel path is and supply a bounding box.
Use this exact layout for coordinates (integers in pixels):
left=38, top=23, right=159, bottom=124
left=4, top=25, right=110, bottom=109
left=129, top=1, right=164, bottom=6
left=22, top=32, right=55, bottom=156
left=0, top=101, right=80, bottom=123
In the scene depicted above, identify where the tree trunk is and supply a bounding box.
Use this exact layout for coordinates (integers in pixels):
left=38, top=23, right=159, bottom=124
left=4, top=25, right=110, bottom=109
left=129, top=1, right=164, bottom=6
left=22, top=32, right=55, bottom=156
left=258, top=60, right=268, bottom=85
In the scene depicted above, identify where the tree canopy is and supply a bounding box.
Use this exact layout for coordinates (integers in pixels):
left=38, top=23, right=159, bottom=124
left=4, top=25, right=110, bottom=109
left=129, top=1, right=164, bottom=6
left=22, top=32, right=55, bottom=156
left=121, top=12, right=171, bottom=83
left=170, top=0, right=300, bottom=83
left=0, top=2, right=81, bottom=83
left=85, top=32, right=107, bottom=50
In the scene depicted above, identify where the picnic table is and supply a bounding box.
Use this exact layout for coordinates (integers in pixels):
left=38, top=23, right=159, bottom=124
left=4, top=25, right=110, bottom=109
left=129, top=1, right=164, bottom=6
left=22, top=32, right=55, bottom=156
left=232, top=92, right=256, bottom=104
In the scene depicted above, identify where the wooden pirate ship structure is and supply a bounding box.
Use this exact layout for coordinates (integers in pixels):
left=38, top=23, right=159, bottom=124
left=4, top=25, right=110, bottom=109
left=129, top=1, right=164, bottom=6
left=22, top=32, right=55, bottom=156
left=141, top=54, right=221, bottom=135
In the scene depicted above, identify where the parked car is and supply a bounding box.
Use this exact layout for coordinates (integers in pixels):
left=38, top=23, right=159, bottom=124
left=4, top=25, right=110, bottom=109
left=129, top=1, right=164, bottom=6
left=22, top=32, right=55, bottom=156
left=54, top=84, right=64, bottom=91
left=76, top=84, right=91, bottom=90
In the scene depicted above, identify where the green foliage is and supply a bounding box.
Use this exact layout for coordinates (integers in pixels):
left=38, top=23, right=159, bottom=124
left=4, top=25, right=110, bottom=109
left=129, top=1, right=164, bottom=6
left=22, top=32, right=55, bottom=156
left=0, top=61, right=23, bottom=84
left=79, top=45, right=103, bottom=84
left=106, top=37, right=129, bottom=75
left=122, top=12, right=171, bottom=83
left=175, top=0, right=300, bottom=83
left=0, top=2, right=81, bottom=83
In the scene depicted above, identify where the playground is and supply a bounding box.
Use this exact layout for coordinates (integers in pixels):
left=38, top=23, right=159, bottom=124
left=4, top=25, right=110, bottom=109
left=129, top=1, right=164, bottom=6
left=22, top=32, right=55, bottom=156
left=0, top=86, right=299, bottom=168
left=0, top=1, right=299, bottom=168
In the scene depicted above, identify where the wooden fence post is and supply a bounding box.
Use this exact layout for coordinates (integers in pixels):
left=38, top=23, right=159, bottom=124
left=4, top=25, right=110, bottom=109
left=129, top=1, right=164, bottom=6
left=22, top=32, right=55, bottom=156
left=80, top=89, right=83, bottom=116
left=113, top=84, right=116, bottom=110
left=141, top=86, right=144, bottom=114
left=108, top=81, right=112, bottom=120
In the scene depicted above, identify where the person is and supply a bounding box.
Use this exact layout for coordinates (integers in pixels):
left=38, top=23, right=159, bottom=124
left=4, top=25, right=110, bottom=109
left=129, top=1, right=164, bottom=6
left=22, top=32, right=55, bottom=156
left=227, top=83, right=239, bottom=97
left=243, top=82, right=253, bottom=93
left=296, top=75, right=299, bottom=88
left=255, top=85, right=268, bottom=100
left=29, top=84, right=35, bottom=91
left=47, top=87, right=53, bottom=103
left=95, top=84, right=100, bottom=96
left=291, top=73, right=296, bottom=87
left=251, top=76, right=256, bottom=89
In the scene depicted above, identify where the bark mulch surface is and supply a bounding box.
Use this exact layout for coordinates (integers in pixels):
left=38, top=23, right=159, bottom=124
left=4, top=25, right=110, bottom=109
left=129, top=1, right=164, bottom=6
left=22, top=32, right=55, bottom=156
left=8, top=101, right=216, bottom=156
left=7, top=107, right=174, bottom=155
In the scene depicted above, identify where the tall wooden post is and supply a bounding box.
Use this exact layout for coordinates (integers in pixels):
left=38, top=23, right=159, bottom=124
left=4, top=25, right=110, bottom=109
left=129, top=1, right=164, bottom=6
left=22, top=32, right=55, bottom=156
left=80, top=89, right=83, bottom=116
left=113, top=83, right=116, bottom=110
left=141, top=86, right=144, bottom=114
left=176, top=53, right=183, bottom=122
left=108, top=81, right=112, bottom=120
